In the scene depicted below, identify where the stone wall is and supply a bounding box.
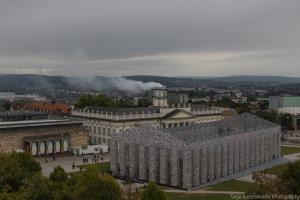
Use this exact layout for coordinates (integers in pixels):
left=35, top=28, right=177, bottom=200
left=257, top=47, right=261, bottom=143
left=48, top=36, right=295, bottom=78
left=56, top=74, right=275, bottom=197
left=0, top=125, right=88, bottom=153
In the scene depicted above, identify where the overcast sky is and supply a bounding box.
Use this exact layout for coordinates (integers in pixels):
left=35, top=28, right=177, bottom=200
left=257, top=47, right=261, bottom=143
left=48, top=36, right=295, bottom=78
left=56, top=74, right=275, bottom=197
left=0, top=0, right=299, bottom=77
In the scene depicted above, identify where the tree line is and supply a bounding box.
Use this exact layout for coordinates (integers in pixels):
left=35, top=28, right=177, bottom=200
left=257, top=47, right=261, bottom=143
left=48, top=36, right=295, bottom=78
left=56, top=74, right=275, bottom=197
left=0, top=152, right=167, bottom=200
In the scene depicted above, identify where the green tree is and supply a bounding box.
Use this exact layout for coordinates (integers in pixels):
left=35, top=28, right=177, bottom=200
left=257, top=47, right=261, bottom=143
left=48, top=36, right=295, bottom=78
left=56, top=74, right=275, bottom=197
left=280, top=161, right=300, bottom=194
left=0, top=192, right=23, bottom=200
left=255, top=110, right=278, bottom=123
left=74, top=94, right=115, bottom=109
left=21, top=174, right=52, bottom=200
left=141, top=181, right=168, bottom=200
left=1, top=102, right=11, bottom=111
left=234, top=103, right=251, bottom=114
left=0, top=152, right=41, bottom=192
left=48, top=166, right=72, bottom=200
left=247, top=172, right=284, bottom=197
left=71, top=168, right=123, bottom=200
left=247, top=161, right=300, bottom=196
left=214, top=97, right=236, bottom=108
left=278, top=113, right=294, bottom=130
left=49, top=166, right=68, bottom=183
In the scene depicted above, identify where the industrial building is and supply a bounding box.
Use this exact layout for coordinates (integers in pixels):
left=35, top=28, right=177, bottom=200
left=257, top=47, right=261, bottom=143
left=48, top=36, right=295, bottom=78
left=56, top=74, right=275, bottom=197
left=111, top=113, right=282, bottom=190
left=0, top=111, right=47, bottom=122
left=269, top=96, right=300, bottom=110
left=269, top=96, right=300, bottom=130
left=0, top=119, right=88, bottom=155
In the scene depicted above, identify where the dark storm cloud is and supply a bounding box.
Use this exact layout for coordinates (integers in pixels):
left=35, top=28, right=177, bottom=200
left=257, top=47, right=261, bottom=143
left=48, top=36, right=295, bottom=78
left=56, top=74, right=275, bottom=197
left=0, top=0, right=299, bottom=76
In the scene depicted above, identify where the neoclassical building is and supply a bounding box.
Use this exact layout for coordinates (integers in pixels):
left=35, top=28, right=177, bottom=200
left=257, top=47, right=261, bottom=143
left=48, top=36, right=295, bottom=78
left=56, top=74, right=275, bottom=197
left=72, top=105, right=226, bottom=147
left=71, top=87, right=228, bottom=148
left=110, top=113, right=282, bottom=190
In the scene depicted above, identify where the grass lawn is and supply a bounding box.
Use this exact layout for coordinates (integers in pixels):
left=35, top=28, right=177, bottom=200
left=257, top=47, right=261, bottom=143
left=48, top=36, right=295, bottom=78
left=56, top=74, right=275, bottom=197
left=205, top=179, right=254, bottom=192
left=166, top=193, right=232, bottom=200
left=68, top=162, right=111, bottom=175
left=79, top=162, right=110, bottom=172
left=264, top=163, right=289, bottom=176
left=281, top=146, right=300, bottom=155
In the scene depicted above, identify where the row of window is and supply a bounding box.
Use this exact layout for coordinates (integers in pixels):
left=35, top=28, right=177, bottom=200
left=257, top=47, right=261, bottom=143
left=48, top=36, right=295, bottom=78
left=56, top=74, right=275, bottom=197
left=90, top=136, right=111, bottom=146
left=89, top=126, right=119, bottom=136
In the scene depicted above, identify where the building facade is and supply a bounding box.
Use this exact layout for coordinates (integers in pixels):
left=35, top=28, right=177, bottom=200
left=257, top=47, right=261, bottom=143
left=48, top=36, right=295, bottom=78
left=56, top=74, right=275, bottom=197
left=151, top=87, right=168, bottom=108
left=111, top=113, right=282, bottom=190
left=0, top=119, right=88, bottom=155
left=269, top=96, right=300, bottom=130
left=72, top=105, right=226, bottom=148
left=269, top=96, right=300, bottom=110
left=168, top=93, right=189, bottom=105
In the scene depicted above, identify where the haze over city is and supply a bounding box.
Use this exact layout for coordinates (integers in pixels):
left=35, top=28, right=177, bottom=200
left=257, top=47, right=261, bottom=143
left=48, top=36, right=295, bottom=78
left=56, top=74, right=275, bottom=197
left=0, top=0, right=300, bottom=76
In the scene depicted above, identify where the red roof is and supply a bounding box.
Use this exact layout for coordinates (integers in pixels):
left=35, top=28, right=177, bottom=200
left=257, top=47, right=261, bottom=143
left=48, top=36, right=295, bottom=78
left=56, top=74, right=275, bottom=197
left=23, top=102, right=71, bottom=115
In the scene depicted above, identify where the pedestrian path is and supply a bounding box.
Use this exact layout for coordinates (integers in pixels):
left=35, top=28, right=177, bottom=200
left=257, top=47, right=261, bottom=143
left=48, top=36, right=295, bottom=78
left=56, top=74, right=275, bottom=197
left=164, top=189, right=244, bottom=195
left=37, top=154, right=110, bottom=176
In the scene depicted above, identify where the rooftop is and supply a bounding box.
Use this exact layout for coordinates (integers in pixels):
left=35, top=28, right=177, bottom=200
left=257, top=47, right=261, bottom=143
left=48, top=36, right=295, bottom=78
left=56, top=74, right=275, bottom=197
left=0, top=110, right=47, bottom=117
left=84, top=106, right=160, bottom=114
left=113, top=113, right=279, bottom=150
left=0, top=119, right=83, bottom=130
left=23, top=101, right=71, bottom=114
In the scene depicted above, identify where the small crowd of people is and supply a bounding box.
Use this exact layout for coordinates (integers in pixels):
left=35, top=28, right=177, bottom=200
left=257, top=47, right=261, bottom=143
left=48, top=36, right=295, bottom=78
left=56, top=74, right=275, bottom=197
left=82, top=154, right=104, bottom=163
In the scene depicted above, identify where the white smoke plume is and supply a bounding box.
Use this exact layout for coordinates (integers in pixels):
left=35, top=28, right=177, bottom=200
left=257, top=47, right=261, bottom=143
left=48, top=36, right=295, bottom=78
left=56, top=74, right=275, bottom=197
left=107, top=77, right=163, bottom=93
left=67, top=76, right=163, bottom=95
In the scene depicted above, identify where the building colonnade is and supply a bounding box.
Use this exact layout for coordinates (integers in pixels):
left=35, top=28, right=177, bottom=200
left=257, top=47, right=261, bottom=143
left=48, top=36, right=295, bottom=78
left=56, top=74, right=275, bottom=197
left=111, top=129, right=281, bottom=189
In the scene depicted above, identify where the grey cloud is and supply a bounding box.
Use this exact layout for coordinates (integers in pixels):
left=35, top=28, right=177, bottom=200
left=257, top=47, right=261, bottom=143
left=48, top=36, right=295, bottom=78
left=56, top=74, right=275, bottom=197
left=0, top=0, right=299, bottom=76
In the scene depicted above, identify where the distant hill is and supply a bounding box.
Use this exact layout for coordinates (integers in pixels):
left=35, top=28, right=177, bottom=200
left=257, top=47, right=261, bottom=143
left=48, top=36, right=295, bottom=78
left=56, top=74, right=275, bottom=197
left=210, top=76, right=300, bottom=84
left=0, top=74, right=300, bottom=96
left=126, top=75, right=300, bottom=85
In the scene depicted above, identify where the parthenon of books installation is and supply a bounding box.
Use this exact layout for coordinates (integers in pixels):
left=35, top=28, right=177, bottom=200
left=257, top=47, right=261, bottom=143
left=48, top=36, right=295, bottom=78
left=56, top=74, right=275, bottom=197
left=111, top=113, right=282, bottom=190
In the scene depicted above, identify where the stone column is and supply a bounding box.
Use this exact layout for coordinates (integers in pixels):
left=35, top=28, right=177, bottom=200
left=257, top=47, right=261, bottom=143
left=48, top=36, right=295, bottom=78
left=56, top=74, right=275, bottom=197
left=245, top=138, right=250, bottom=168
left=269, top=133, right=274, bottom=160
left=60, top=139, right=64, bottom=153
left=128, top=144, right=136, bottom=178
left=183, top=150, right=192, bottom=189
left=200, top=147, right=208, bottom=184
left=138, top=146, right=146, bottom=180
left=273, top=132, right=277, bottom=159
left=53, top=141, right=56, bottom=154
left=221, top=143, right=228, bottom=177
left=170, top=149, right=179, bottom=187
left=255, top=136, right=260, bottom=165
left=293, top=117, right=298, bottom=130
left=159, top=148, right=167, bottom=185
left=250, top=137, right=255, bottom=167
left=208, top=145, right=215, bottom=181
left=277, top=130, right=282, bottom=157
left=234, top=140, right=240, bottom=173
left=110, top=142, right=118, bottom=176
left=45, top=140, right=49, bottom=154
left=149, top=146, right=157, bottom=182
left=264, top=134, right=269, bottom=162
left=260, top=135, right=265, bottom=163
left=37, top=141, right=40, bottom=156
left=119, top=142, right=126, bottom=177
left=192, top=150, right=200, bottom=186
left=227, top=141, right=233, bottom=175
left=239, top=138, right=245, bottom=171
left=215, top=144, right=221, bottom=179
